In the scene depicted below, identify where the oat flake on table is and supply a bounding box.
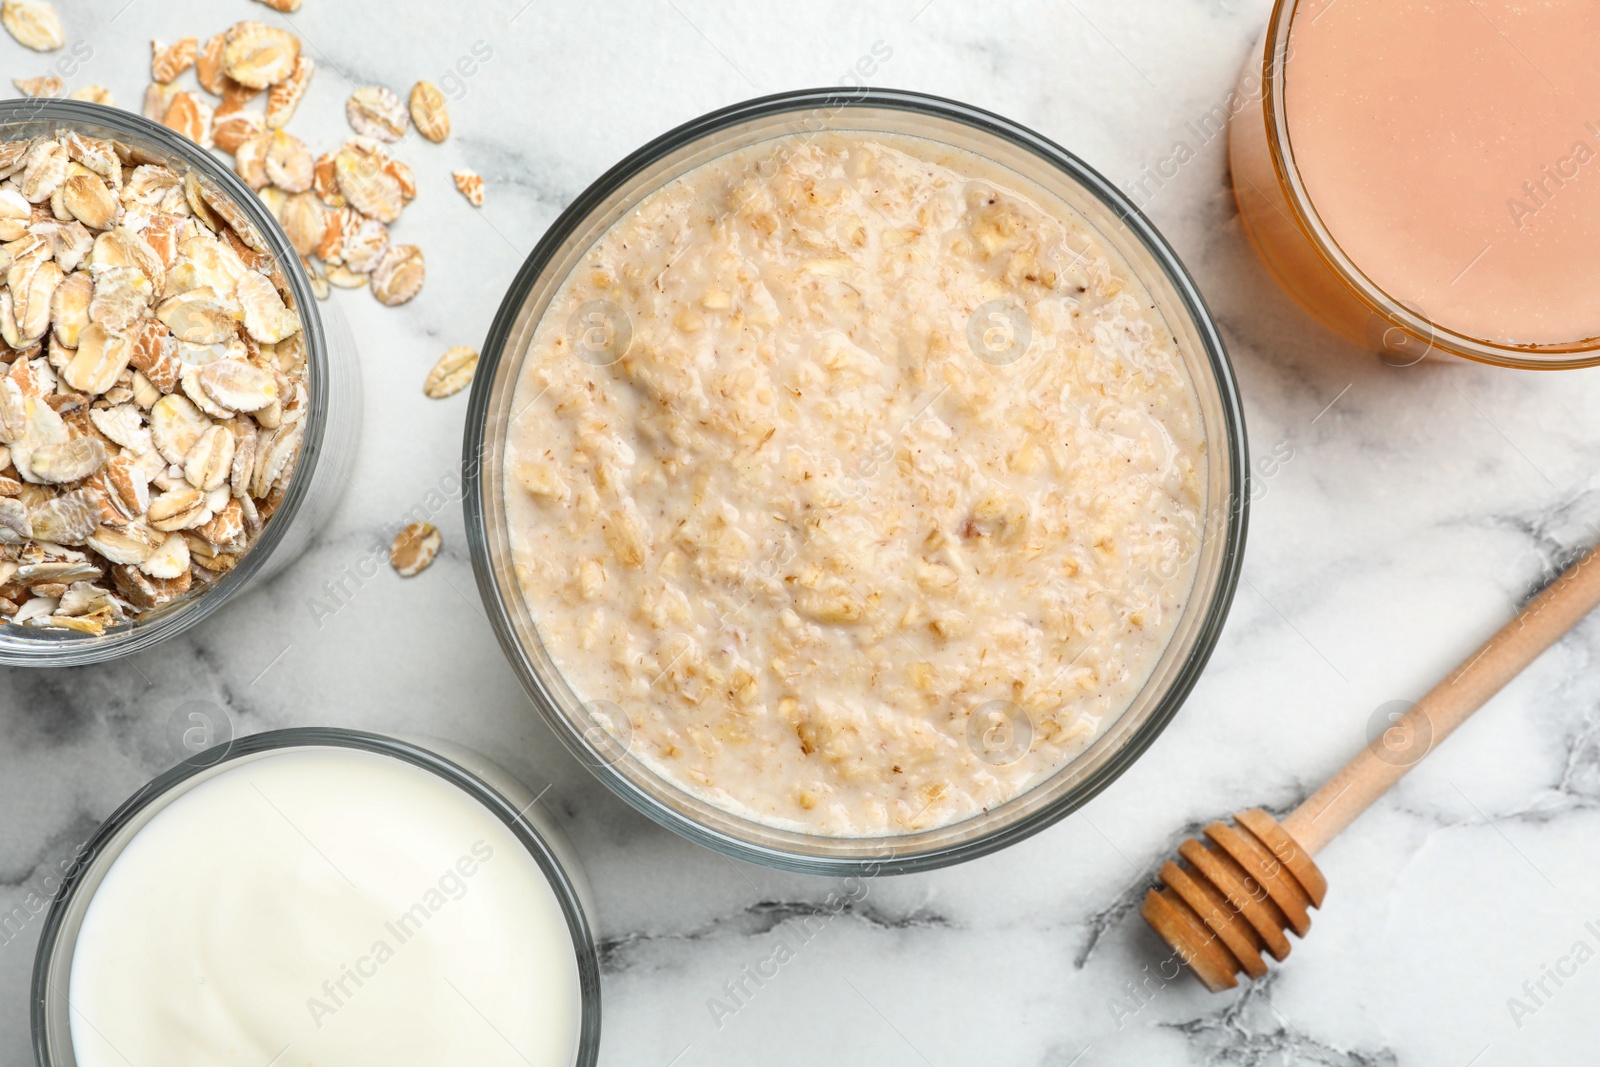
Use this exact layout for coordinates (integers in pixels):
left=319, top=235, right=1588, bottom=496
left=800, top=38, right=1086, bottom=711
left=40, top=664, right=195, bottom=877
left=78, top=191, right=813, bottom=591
left=389, top=522, right=440, bottom=577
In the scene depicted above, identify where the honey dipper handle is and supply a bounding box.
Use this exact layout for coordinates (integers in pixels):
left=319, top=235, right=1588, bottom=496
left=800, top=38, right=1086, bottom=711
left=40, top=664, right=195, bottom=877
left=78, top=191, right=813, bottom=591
left=1283, top=544, right=1600, bottom=854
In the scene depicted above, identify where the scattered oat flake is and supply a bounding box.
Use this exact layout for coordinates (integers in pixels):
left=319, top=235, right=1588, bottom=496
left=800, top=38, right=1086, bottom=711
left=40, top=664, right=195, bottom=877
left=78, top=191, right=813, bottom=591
left=410, top=82, right=450, bottom=143
left=142, top=83, right=176, bottom=122
left=265, top=55, right=313, bottom=129
left=235, top=132, right=274, bottom=191
left=303, top=258, right=329, bottom=301
left=424, top=346, right=478, bottom=399
left=339, top=214, right=390, bottom=273
left=197, top=33, right=227, bottom=95
left=162, top=92, right=214, bottom=149
left=280, top=192, right=325, bottom=258
left=217, top=77, right=262, bottom=118
left=314, top=204, right=356, bottom=263
left=213, top=110, right=265, bottom=155
left=385, top=157, right=416, bottom=202
left=370, top=244, right=423, bottom=306
left=311, top=152, right=344, bottom=208
left=345, top=86, right=408, bottom=142
left=264, top=130, right=313, bottom=193
left=334, top=141, right=403, bottom=223
left=1, top=0, right=64, bottom=52
left=68, top=85, right=113, bottom=106
left=390, top=522, right=440, bottom=577
left=324, top=263, right=366, bottom=289
left=151, top=37, right=198, bottom=84
left=252, top=0, right=302, bottom=10
left=453, top=169, right=484, bottom=208
left=222, top=21, right=301, bottom=90
left=12, top=74, right=60, bottom=98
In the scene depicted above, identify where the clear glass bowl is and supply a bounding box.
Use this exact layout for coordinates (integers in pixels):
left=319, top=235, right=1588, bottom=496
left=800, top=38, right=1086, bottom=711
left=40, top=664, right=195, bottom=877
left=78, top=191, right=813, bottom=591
left=1231, top=0, right=1600, bottom=369
left=30, top=728, right=602, bottom=1067
left=464, top=89, right=1248, bottom=875
left=0, top=99, right=361, bottom=666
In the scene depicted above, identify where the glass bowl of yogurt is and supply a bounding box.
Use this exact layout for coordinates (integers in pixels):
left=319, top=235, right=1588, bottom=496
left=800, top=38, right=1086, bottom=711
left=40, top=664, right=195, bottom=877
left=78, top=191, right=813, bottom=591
left=31, top=728, right=600, bottom=1067
left=0, top=99, right=360, bottom=666
left=465, top=89, right=1248, bottom=874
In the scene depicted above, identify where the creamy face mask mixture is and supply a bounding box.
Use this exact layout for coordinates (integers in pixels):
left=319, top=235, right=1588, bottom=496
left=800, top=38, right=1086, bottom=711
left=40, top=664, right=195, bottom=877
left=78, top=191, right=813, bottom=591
left=504, top=131, right=1205, bottom=836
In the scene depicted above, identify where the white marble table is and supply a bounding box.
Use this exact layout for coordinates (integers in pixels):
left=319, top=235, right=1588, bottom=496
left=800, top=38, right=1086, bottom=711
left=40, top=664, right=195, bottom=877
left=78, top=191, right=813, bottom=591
left=4, top=0, right=1600, bottom=1063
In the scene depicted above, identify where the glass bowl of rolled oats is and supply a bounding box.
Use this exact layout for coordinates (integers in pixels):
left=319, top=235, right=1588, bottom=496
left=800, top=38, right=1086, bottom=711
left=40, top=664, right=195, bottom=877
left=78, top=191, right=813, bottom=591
left=466, top=89, right=1247, bottom=874
left=0, top=99, right=358, bottom=666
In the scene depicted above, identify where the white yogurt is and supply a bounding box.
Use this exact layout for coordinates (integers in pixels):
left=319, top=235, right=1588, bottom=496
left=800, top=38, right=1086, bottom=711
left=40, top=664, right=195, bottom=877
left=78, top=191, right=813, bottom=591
left=67, top=746, right=584, bottom=1067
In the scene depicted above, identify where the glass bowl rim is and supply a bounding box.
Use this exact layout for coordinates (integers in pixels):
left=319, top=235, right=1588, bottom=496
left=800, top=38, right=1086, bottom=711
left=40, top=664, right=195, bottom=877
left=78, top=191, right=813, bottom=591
left=28, top=727, right=603, bottom=1067
left=0, top=97, right=333, bottom=665
left=1259, top=0, right=1600, bottom=369
left=463, top=86, right=1249, bottom=874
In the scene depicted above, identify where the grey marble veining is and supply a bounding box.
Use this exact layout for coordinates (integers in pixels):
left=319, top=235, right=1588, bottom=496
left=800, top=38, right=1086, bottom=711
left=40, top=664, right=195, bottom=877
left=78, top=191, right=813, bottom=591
left=4, top=1, right=1600, bottom=1064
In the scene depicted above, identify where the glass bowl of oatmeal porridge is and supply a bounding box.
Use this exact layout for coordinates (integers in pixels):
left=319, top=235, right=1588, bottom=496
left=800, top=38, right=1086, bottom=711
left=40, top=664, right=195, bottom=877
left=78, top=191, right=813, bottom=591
left=465, top=89, right=1246, bottom=874
left=0, top=100, right=359, bottom=667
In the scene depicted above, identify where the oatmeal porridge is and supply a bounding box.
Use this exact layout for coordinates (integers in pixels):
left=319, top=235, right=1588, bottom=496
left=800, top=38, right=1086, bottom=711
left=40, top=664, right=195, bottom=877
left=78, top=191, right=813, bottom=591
left=503, top=131, right=1206, bottom=836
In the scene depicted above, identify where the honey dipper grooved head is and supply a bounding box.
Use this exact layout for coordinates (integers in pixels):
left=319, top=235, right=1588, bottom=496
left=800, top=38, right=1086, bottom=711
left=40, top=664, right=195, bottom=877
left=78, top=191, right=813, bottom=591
left=1140, top=808, right=1327, bottom=992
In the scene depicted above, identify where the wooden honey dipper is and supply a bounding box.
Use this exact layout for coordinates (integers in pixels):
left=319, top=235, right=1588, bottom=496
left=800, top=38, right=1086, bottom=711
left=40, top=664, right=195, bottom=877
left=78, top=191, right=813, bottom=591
left=1143, top=543, right=1600, bottom=991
